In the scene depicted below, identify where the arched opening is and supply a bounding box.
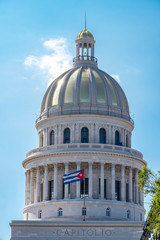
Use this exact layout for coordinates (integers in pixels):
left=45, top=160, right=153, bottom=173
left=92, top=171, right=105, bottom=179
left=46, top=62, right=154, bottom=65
left=81, top=127, right=89, bottom=143
left=99, top=128, right=106, bottom=144
left=82, top=207, right=86, bottom=216
left=127, top=210, right=130, bottom=219
left=58, top=208, right=63, bottom=217
left=126, top=135, right=129, bottom=147
left=63, top=128, right=70, bottom=144
left=50, top=130, right=54, bottom=145
left=115, top=131, right=120, bottom=145
left=106, top=208, right=111, bottom=216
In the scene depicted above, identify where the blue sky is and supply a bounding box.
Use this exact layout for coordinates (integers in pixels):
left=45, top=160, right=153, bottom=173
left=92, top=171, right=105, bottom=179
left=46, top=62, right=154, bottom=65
left=0, top=0, right=160, bottom=239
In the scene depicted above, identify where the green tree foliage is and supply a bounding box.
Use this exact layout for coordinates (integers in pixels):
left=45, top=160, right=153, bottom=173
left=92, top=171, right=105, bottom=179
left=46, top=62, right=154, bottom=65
left=138, top=166, right=160, bottom=233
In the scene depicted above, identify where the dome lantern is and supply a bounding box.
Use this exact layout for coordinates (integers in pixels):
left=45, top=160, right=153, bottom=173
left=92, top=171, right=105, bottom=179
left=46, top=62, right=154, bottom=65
left=73, top=13, right=97, bottom=66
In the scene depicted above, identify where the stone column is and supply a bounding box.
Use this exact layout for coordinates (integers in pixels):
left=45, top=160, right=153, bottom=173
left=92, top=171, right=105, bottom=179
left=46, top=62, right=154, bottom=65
left=36, top=166, right=40, bottom=202
left=129, top=132, right=131, bottom=148
left=43, top=165, right=49, bottom=201
left=25, top=171, right=27, bottom=205
left=30, top=168, right=34, bottom=204
left=76, top=162, right=81, bottom=199
left=65, top=162, right=69, bottom=199
left=54, top=163, right=58, bottom=200
left=135, top=169, right=139, bottom=204
left=38, top=132, right=41, bottom=148
left=58, top=125, right=61, bottom=144
left=76, top=44, right=78, bottom=57
left=140, top=189, right=143, bottom=206
left=90, top=123, right=94, bottom=143
left=124, top=129, right=126, bottom=147
left=71, top=124, right=75, bottom=143
left=89, top=162, right=93, bottom=199
left=45, top=128, right=48, bottom=146
left=26, top=170, right=30, bottom=205
left=75, top=123, right=79, bottom=143
left=121, top=165, right=125, bottom=201
left=100, top=162, right=104, bottom=199
left=43, top=129, right=46, bottom=146
left=95, top=124, right=98, bottom=143
left=82, top=43, right=84, bottom=57
left=129, top=167, right=133, bottom=202
left=111, top=164, right=115, bottom=200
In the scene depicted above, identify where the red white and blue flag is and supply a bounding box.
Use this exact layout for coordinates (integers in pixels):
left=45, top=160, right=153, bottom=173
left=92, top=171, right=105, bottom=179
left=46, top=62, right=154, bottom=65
left=63, top=169, right=84, bottom=184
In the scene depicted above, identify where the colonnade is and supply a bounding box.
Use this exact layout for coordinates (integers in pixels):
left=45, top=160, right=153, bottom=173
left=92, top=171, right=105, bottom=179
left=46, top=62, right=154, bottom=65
left=76, top=42, right=94, bottom=58
left=25, top=162, right=143, bottom=206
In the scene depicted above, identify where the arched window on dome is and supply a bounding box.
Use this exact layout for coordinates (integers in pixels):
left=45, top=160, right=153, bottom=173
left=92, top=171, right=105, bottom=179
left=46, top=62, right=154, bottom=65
left=127, top=210, right=130, bottom=219
left=106, top=208, right=111, bottom=217
left=50, top=130, right=54, bottom=145
left=81, top=127, right=89, bottom=143
left=82, top=207, right=86, bottom=216
left=58, top=208, right=63, bottom=217
left=126, top=134, right=129, bottom=147
left=99, top=128, right=106, bottom=144
left=115, top=131, right=120, bottom=145
left=63, top=128, right=70, bottom=144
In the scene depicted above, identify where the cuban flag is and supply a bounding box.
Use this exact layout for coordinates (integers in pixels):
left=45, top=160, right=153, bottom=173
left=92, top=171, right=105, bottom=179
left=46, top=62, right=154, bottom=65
left=63, top=169, right=84, bottom=184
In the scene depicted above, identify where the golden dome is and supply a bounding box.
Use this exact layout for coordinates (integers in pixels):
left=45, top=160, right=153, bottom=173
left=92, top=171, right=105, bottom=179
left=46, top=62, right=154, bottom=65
left=77, top=29, right=94, bottom=39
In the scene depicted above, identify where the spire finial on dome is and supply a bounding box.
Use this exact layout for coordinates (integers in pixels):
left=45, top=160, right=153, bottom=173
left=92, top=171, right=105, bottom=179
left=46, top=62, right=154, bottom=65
left=84, top=11, right=86, bottom=30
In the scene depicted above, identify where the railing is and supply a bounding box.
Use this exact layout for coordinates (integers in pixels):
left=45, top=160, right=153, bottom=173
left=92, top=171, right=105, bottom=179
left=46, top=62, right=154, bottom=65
left=26, top=143, right=143, bottom=160
left=73, top=55, right=98, bottom=63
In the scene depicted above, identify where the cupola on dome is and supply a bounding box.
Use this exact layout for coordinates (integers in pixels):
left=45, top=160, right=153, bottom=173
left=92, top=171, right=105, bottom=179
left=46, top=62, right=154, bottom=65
left=77, top=29, right=94, bottom=39
left=37, top=20, right=132, bottom=125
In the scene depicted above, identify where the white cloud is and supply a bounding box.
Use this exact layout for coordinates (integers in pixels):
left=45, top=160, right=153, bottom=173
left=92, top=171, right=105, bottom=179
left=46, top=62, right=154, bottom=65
left=24, top=38, right=73, bottom=86
left=110, top=74, right=121, bottom=83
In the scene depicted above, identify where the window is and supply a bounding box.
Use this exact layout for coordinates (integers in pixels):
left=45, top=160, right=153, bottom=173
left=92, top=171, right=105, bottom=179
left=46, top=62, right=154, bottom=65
left=49, top=180, right=54, bottom=200
left=81, top=127, right=89, bottom=143
left=40, top=183, right=43, bottom=202
left=50, top=130, right=54, bottom=145
left=81, top=178, right=88, bottom=198
left=38, top=210, right=42, bottom=219
left=82, top=207, right=86, bottom=216
left=126, top=135, right=129, bottom=147
left=126, top=183, right=129, bottom=202
left=63, top=128, right=70, bottom=144
left=115, top=180, right=120, bottom=201
left=99, top=128, right=106, bottom=144
left=127, top=210, right=130, bottom=219
left=115, top=131, right=120, bottom=145
left=106, top=208, right=111, bottom=216
left=140, top=213, right=142, bottom=221
left=104, top=179, right=107, bottom=199
left=41, top=135, right=43, bottom=147
left=58, top=208, right=63, bottom=217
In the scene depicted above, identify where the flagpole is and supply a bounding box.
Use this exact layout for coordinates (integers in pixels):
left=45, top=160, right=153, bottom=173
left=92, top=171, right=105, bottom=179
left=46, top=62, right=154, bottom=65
left=83, top=177, right=85, bottom=221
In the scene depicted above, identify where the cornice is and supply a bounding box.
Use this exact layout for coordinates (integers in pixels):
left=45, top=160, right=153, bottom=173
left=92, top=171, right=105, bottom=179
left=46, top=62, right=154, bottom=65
left=22, top=150, right=146, bottom=169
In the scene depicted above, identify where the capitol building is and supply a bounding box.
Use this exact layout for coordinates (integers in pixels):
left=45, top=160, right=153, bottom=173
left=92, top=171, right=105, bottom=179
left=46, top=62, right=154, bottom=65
left=10, top=22, right=146, bottom=240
